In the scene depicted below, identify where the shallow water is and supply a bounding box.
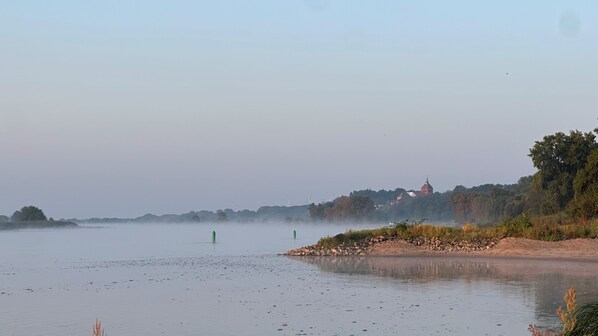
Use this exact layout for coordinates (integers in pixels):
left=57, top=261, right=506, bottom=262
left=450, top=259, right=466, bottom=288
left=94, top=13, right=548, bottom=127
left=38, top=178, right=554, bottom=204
left=1, top=223, right=597, bottom=336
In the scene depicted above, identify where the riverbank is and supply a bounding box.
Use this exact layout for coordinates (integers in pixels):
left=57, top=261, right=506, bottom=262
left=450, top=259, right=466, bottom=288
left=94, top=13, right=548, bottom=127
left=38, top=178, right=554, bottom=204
left=285, top=236, right=598, bottom=260
left=0, top=220, right=78, bottom=230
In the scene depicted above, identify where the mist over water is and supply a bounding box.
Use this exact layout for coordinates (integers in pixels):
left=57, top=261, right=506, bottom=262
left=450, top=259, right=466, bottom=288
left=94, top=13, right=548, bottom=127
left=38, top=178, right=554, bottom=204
left=1, top=222, right=597, bottom=336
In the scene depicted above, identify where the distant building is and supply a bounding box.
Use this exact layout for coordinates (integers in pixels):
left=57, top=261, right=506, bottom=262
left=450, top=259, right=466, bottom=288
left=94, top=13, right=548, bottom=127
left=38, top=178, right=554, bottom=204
left=396, top=178, right=434, bottom=203
left=419, top=178, right=433, bottom=196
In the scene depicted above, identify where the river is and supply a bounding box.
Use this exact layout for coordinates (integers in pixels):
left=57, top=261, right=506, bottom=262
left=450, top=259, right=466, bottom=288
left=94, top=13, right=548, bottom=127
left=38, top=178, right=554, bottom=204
left=1, top=222, right=597, bottom=336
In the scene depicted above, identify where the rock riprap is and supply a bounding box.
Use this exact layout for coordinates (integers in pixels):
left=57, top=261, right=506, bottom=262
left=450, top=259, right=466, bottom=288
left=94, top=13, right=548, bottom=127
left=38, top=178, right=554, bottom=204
left=284, top=235, right=500, bottom=256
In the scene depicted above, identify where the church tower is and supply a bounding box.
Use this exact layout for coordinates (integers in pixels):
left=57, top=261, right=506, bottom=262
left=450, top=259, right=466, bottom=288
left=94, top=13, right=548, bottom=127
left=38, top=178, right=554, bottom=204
left=420, top=178, right=433, bottom=196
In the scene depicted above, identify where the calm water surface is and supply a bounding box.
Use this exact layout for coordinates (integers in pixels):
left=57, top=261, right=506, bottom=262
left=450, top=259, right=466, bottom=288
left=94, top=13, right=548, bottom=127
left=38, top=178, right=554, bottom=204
left=1, top=223, right=598, bottom=336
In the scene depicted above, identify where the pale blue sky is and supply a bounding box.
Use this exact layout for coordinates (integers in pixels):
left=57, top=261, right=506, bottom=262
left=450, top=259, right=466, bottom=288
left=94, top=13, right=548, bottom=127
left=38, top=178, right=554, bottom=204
left=1, top=1, right=597, bottom=218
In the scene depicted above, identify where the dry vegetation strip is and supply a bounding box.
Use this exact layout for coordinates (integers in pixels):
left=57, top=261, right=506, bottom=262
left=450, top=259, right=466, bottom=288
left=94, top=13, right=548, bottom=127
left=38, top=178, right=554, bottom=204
left=316, top=218, right=598, bottom=248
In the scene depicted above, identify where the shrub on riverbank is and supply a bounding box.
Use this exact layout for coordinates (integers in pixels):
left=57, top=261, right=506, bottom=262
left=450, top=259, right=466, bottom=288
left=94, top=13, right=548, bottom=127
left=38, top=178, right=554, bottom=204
left=317, top=220, right=496, bottom=248
left=316, top=218, right=598, bottom=248
left=503, top=214, right=598, bottom=241
left=529, top=286, right=598, bottom=336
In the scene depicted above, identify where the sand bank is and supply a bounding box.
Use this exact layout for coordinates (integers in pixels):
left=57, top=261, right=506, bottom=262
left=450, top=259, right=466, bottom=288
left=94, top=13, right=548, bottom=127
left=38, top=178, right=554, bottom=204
left=368, top=237, right=598, bottom=260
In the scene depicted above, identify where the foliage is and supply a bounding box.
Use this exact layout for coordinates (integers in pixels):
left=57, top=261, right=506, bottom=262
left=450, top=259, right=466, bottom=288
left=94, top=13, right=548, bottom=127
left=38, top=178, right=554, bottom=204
left=316, top=220, right=502, bottom=247
left=80, top=205, right=311, bottom=223
left=529, top=286, right=576, bottom=336
left=254, top=205, right=309, bottom=221
left=528, top=325, right=558, bottom=336
left=326, top=196, right=374, bottom=221
left=216, top=210, right=228, bottom=222
left=387, top=191, right=453, bottom=223
left=308, top=201, right=334, bottom=221
left=568, top=148, right=598, bottom=220
left=10, top=206, right=47, bottom=222
left=0, top=215, right=8, bottom=222
left=93, top=319, right=106, bottom=336
left=309, top=196, right=374, bottom=221
left=500, top=213, right=533, bottom=237
left=447, top=126, right=598, bottom=225
left=462, top=223, right=474, bottom=233
left=449, top=179, right=532, bottom=225
left=317, top=230, right=376, bottom=248
left=528, top=286, right=598, bottom=336
left=317, top=217, right=598, bottom=248
left=558, top=287, right=577, bottom=335
left=529, top=129, right=597, bottom=214
left=350, top=188, right=406, bottom=206
left=566, top=303, right=598, bottom=336
left=316, top=220, right=415, bottom=247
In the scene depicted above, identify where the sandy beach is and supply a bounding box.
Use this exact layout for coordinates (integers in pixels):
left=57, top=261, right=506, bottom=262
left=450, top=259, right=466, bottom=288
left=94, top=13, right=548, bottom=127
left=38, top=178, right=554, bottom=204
left=367, top=237, right=598, bottom=260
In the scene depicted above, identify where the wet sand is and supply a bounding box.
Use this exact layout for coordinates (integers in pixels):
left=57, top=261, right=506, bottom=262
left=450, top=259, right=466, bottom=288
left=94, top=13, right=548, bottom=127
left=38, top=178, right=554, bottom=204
left=368, top=237, right=598, bottom=260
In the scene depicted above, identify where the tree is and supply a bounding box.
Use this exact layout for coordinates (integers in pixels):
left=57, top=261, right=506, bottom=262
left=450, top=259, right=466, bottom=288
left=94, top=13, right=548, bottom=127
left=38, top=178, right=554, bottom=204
left=568, top=148, right=598, bottom=220
left=325, top=196, right=374, bottom=221
left=216, top=210, right=227, bottom=222
left=11, top=206, right=47, bottom=222
left=309, top=196, right=374, bottom=221
left=350, top=188, right=406, bottom=205
left=529, top=129, right=597, bottom=214
left=308, top=202, right=333, bottom=220
left=389, top=192, right=453, bottom=222
left=10, top=211, right=22, bottom=222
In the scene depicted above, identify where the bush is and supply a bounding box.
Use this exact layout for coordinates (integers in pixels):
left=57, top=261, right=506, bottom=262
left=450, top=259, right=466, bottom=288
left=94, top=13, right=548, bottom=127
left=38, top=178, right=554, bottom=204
left=566, top=303, right=598, bottom=336
left=527, top=223, right=564, bottom=241
left=317, top=216, right=598, bottom=248
left=501, top=214, right=532, bottom=236
left=317, top=230, right=374, bottom=248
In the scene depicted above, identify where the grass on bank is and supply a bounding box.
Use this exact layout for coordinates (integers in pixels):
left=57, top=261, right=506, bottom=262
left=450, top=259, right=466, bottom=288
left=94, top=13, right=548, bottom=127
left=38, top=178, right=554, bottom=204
left=530, top=286, right=598, bottom=336
left=317, top=216, right=598, bottom=248
left=93, top=320, right=106, bottom=336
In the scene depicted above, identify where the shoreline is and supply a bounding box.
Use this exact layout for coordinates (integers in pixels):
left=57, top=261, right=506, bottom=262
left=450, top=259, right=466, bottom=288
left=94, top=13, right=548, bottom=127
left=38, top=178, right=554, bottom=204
left=285, top=237, right=598, bottom=260
left=0, top=220, right=78, bottom=230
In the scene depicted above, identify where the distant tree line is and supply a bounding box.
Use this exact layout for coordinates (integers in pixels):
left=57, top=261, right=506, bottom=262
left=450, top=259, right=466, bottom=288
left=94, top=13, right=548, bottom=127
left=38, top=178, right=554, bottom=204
left=308, top=196, right=375, bottom=222
left=308, top=126, right=598, bottom=225
left=447, top=179, right=532, bottom=224
left=0, top=206, right=77, bottom=229
left=74, top=205, right=311, bottom=224
left=6, top=127, right=595, bottom=226
left=349, top=188, right=406, bottom=205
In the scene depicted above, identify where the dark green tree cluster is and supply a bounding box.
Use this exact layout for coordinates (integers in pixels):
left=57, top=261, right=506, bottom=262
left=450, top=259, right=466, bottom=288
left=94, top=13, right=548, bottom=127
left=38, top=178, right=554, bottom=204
left=309, top=195, right=375, bottom=221
left=447, top=127, right=598, bottom=224
left=449, top=179, right=531, bottom=224
left=11, top=206, right=47, bottom=222
left=569, top=145, right=598, bottom=219
left=529, top=128, right=598, bottom=219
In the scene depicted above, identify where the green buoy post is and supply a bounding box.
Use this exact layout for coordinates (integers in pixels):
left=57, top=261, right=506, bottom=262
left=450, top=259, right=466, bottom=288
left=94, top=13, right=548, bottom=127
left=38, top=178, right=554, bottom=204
left=293, top=229, right=297, bottom=240
left=212, top=230, right=216, bottom=243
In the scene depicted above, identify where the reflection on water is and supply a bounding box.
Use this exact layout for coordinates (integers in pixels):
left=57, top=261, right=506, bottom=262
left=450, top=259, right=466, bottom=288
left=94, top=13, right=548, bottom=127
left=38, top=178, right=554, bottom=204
left=295, top=256, right=598, bottom=324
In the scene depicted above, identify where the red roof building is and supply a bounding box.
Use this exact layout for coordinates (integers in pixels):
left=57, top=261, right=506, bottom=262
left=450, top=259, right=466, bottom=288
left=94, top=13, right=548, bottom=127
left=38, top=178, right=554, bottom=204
left=420, top=178, right=433, bottom=196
